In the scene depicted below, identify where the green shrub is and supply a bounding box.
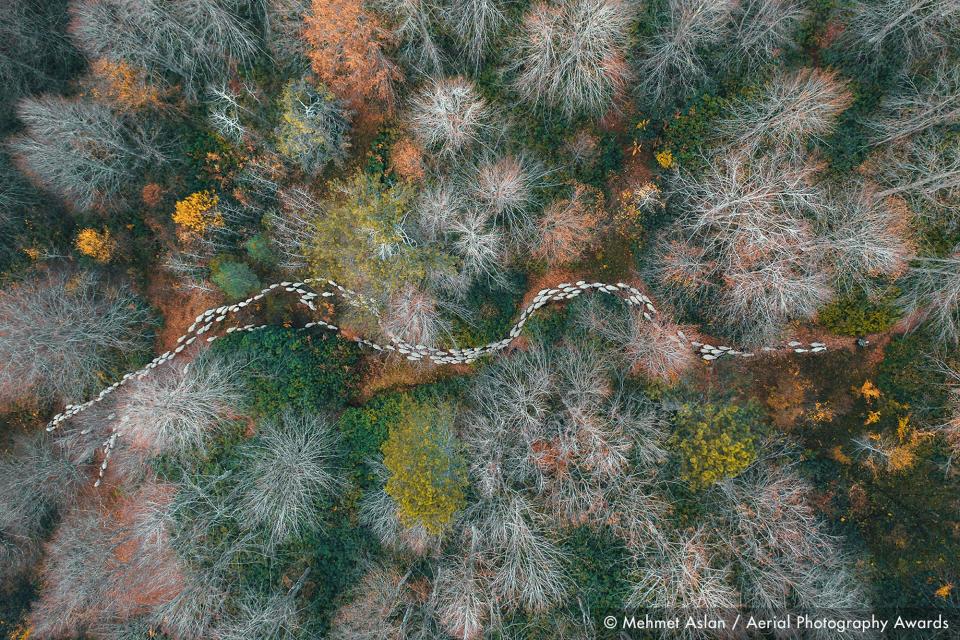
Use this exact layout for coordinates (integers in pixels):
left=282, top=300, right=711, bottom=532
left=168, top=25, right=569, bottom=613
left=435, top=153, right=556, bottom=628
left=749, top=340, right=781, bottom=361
left=211, top=327, right=359, bottom=417
left=211, top=259, right=261, bottom=300
left=876, top=331, right=952, bottom=422
left=657, top=93, right=727, bottom=168
left=562, top=526, right=631, bottom=615
left=669, top=402, right=760, bottom=491
left=301, top=517, right=377, bottom=634
left=817, top=287, right=901, bottom=336
left=819, top=66, right=899, bottom=174
left=182, top=124, right=245, bottom=192
left=381, top=398, right=466, bottom=534
left=338, top=394, right=405, bottom=489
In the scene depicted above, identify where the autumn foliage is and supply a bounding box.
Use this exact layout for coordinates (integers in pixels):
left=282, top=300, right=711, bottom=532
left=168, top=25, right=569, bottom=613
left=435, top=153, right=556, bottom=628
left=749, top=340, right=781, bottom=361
left=172, top=190, right=222, bottom=236
left=304, top=0, right=401, bottom=131
left=74, top=227, right=116, bottom=262
left=88, top=58, right=161, bottom=110
left=389, top=137, right=426, bottom=182
left=382, top=399, right=466, bottom=534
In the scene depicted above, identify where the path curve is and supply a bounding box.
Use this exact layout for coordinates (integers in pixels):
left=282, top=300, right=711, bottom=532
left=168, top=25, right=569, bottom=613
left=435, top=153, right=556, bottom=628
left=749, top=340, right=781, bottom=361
left=45, top=277, right=829, bottom=434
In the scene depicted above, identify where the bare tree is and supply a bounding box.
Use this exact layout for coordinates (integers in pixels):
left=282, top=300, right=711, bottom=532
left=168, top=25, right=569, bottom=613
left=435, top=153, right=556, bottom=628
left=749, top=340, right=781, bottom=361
left=266, top=186, right=321, bottom=271
left=867, top=61, right=960, bottom=146
left=727, top=0, right=808, bottom=71
left=898, top=251, right=960, bottom=344
left=329, top=567, right=402, bottom=640
left=582, top=300, right=698, bottom=382
left=29, top=507, right=117, bottom=637
left=606, top=475, right=671, bottom=554
left=715, top=465, right=869, bottom=613
left=720, top=68, right=852, bottom=155
left=469, top=154, right=544, bottom=233
left=107, top=351, right=246, bottom=463
left=473, top=492, right=570, bottom=613
left=652, top=152, right=832, bottom=344
left=207, top=84, right=247, bottom=144
left=563, top=129, right=601, bottom=169
left=88, top=617, right=160, bottom=640
left=716, top=260, right=834, bottom=346
left=10, top=95, right=167, bottom=210
left=442, top=0, right=506, bottom=69
left=110, top=483, right=185, bottom=621
left=627, top=527, right=740, bottom=625
left=258, top=0, right=312, bottom=62
left=232, top=411, right=346, bottom=547
left=841, top=0, right=960, bottom=66
left=466, top=344, right=667, bottom=524
left=237, top=152, right=290, bottom=205
left=0, top=269, right=153, bottom=405
left=372, top=0, right=445, bottom=74
left=511, top=0, right=635, bottom=117
left=0, top=434, right=83, bottom=583
left=70, top=0, right=259, bottom=98
left=432, top=529, right=494, bottom=640
left=0, top=434, right=82, bottom=538
left=408, top=77, right=491, bottom=159
left=151, top=471, right=250, bottom=640
left=822, top=184, right=914, bottom=290
left=637, top=0, right=734, bottom=106
left=413, top=179, right=465, bottom=241
left=328, top=563, right=431, bottom=640
left=30, top=484, right=184, bottom=638
left=381, top=284, right=451, bottom=347
left=153, top=562, right=230, bottom=640
left=0, top=152, right=37, bottom=215
left=870, top=130, right=960, bottom=212
left=448, top=208, right=506, bottom=288
left=934, top=360, right=960, bottom=472
left=0, top=1, right=79, bottom=128
left=407, top=179, right=508, bottom=295
left=215, top=579, right=305, bottom=640
left=533, top=183, right=603, bottom=267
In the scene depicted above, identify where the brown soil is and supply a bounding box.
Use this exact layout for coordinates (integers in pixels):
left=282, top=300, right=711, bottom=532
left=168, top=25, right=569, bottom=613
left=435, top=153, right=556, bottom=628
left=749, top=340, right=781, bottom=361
left=356, top=357, right=472, bottom=403
left=145, top=271, right=222, bottom=353
left=606, top=144, right=654, bottom=204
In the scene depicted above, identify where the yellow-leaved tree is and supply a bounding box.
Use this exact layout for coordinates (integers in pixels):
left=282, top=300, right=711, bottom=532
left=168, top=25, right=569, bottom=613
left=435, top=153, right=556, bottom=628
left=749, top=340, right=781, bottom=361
left=172, top=190, right=222, bottom=236
left=382, top=398, right=466, bottom=534
left=74, top=228, right=116, bottom=263
left=670, top=402, right=759, bottom=491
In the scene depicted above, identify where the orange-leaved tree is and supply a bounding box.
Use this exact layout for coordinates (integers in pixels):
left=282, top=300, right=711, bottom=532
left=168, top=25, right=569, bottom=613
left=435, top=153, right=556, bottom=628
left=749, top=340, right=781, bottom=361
left=304, top=0, right=401, bottom=131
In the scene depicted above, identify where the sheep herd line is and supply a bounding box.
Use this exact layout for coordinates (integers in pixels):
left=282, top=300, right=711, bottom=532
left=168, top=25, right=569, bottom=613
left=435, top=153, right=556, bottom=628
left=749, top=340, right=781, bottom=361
left=45, top=276, right=830, bottom=442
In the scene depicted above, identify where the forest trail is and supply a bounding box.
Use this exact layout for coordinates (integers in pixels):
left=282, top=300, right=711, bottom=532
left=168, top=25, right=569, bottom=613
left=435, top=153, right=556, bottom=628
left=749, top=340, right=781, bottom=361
left=48, top=275, right=845, bottom=438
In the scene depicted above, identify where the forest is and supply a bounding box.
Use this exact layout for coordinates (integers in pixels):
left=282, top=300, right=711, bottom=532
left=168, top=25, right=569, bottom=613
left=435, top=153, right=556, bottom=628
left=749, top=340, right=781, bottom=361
left=0, top=0, right=959, bottom=638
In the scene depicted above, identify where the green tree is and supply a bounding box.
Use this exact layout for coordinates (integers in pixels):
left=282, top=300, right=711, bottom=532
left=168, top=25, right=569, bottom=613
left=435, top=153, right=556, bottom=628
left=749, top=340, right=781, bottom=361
left=381, top=398, right=466, bottom=534
left=211, top=327, right=358, bottom=416
left=670, top=402, right=758, bottom=491
left=210, top=259, right=260, bottom=300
